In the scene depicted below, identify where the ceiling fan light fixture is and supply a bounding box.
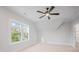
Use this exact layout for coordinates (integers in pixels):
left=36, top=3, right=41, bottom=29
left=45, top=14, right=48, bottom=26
left=37, top=6, right=59, bottom=19
left=46, top=13, right=49, bottom=16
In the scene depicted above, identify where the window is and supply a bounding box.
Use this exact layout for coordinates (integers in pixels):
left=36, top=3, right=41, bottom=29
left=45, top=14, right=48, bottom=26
left=75, top=23, right=79, bottom=43
left=11, top=20, right=29, bottom=43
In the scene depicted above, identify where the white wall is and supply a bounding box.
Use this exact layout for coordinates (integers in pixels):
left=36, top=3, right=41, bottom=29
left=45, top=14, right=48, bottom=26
left=37, top=16, right=79, bottom=47
left=36, top=18, right=73, bottom=46
left=0, top=7, right=39, bottom=52
left=43, top=22, right=72, bottom=45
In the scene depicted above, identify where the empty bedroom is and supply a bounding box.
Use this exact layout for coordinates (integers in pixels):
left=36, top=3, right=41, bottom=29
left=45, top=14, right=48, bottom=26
left=0, top=6, right=79, bottom=52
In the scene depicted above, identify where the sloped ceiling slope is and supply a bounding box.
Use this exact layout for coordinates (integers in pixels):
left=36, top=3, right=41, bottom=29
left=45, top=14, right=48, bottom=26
left=5, top=6, right=79, bottom=31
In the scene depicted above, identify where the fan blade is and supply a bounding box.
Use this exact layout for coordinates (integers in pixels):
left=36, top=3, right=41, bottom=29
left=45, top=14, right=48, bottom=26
left=48, top=16, right=51, bottom=20
left=46, top=7, right=49, bottom=11
left=50, top=13, right=59, bottom=15
left=37, top=11, right=44, bottom=14
left=49, top=6, right=55, bottom=12
left=39, top=15, right=46, bottom=18
left=56, top=22, right=65, bottom=30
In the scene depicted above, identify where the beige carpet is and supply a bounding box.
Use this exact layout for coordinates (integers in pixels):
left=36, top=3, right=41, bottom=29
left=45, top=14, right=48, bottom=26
left=20, top=43, right=79, bottom=52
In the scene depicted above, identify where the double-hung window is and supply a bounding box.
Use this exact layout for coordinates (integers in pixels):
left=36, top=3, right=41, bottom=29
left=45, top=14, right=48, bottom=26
left=11, top=20, right=29, bottom=43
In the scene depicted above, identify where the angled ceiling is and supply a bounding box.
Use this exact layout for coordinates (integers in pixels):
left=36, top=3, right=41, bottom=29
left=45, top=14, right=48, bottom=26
left=5, top=6, right=79, bottom=22
left=5, top=6, right=79, bottom=31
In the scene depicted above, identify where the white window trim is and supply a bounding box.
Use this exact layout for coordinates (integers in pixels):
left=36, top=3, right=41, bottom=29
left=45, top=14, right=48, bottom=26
left=10, top=20, right=29, bottom=44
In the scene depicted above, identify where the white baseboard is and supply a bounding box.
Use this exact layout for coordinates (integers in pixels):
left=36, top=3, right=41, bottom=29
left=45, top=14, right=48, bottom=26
left=43, top=41, right=72, bottom=46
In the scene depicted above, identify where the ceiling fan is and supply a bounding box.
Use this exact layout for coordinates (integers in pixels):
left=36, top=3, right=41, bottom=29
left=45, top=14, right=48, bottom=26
left=37, top=6, right=60, bottom=20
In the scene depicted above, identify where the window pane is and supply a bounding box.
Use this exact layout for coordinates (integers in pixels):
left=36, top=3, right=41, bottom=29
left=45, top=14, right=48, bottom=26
left=11, top=21, right=21, bottom=42
left=22, top=25, right=29, bottom=41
